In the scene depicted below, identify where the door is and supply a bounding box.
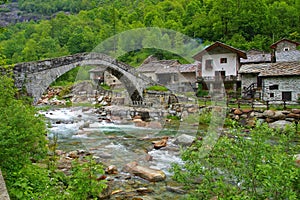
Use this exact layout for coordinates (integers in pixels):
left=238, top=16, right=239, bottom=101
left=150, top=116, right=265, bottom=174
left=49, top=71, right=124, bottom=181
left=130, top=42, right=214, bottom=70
left=215, top=71, right=225, bottom=80
left=257, top=76, right=262, bottom=88
left=282, top=91, right=292, bottom=101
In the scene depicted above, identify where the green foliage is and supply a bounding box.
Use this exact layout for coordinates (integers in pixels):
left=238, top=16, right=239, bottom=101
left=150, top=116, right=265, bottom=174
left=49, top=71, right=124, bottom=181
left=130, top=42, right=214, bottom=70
left=196, top=84, right=208, bottom=97
left=0, top=74, right=107, bottom=199
left=0, top=74, right=47, bottom=172
left=0, top=0, right=299, bottom=67
left=167, top=115, right=180, bottom=121
left=146, top=85, right=168, bottom=92
left=66, top=156, right=107, bottom=199
left=171, top=122, right=300, bottom=199
left=100, top=83, right=111, bottom=90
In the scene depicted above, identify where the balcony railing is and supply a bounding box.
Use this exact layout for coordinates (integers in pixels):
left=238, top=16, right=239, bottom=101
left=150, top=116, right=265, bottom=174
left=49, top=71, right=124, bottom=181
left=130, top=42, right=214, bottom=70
left=197, top=75, right=238, bottom=82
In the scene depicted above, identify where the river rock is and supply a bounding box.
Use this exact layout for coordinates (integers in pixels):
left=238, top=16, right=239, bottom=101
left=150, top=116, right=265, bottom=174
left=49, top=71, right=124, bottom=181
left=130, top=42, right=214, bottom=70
left=67, top=150, right=79, bottom=159
left=123, top=162, right=166, bottom=182
left=105, top=165, right=118, bottom=174
left=241, top=108, right=252, bottom=114
left=292, top=109, right=300, bottom=114
left=55, top=150, right=64, bottom=156
left=146, top=121, right=162, bottom=129
left=166, top=186, right=186, bottom=194
left=174, top=134, right=195, bottom=146
left=254, top=111, right=264, bottom=118
left=136, top=187, right=154, bottom=194
left=269, top=120, right=292, bottom=130
left=233, top=109, right=243, bottom=115
left=153, top=137, right=168, bottom=149
left=263, top=110, right=275, bottom=118
left=287, top=113, right=300, bottom=119
left=134, top=120, right=147, bottom=127
left=273, top=111, right=286, bottom=120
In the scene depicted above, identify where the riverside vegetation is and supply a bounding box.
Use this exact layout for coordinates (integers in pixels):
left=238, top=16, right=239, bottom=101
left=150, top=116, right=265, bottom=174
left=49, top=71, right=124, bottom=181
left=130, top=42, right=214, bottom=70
left=0, top=74, right=107, bottom=199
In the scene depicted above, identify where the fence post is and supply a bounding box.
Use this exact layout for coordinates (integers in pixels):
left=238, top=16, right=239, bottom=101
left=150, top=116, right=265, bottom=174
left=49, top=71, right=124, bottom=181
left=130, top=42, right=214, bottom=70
left=226, top=94, right=229, bottom=107
left=283, top=100, right=287, bottom=110
left=266, top=101, right=269, bottom=110
left=251, top=99, right=254, bottom=109
left=238, top=98, right=240, bottom=109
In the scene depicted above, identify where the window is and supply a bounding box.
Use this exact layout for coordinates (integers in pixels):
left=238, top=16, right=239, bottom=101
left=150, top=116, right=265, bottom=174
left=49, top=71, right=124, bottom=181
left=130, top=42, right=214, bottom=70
left=174, top=74, right=179, bottom=81
left=270, top=93, right=274, bottom=98
left=205, top=59, right=213, bottom=70
left=282, top=92, right=292, bottom=101
left=269, top=84, right=279, bottom=90
left=283, top=47, right=289, bottom=51
left=220, top=58, right=227, bottom=63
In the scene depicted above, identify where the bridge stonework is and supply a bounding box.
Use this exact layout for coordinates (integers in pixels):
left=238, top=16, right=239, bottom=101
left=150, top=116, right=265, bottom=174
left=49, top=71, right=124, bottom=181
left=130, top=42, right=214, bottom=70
left=13, top=53, right=156, bottom=104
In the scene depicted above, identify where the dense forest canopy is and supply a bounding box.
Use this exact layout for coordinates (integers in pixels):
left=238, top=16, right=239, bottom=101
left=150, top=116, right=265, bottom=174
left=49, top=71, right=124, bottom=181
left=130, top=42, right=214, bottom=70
left=0, top=0, right=299, bottom=65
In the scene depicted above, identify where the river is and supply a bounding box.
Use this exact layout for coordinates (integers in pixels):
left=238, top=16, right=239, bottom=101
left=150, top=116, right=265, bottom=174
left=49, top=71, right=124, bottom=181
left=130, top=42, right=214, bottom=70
left=40, top=106, right=193, bottom=199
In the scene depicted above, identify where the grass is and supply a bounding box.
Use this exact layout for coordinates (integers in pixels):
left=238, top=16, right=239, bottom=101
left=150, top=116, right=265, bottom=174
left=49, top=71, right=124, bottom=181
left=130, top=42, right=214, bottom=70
left=146, top=85, right=168, bottom=92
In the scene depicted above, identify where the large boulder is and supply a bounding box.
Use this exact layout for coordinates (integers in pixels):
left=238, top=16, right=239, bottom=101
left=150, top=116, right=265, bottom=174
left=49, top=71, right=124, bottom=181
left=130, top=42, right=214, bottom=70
left=174, top=134, right=195, bottom=146
left=123, top=162, right=166, bottom=182
left=269, top=120, right=292, bottom=130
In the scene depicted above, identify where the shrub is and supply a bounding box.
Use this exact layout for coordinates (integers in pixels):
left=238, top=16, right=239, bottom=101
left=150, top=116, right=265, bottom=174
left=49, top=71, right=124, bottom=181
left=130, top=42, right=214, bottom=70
left=171, top=122, right=300, bottom=199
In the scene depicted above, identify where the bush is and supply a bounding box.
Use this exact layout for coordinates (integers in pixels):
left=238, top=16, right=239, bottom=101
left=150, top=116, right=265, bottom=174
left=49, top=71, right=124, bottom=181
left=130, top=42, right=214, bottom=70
left=171, top=122, right=300, bottom=199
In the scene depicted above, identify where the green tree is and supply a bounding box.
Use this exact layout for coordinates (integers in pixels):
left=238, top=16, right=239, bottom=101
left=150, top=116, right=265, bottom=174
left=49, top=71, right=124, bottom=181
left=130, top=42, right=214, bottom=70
left=0, top=74, right=47, bottom=172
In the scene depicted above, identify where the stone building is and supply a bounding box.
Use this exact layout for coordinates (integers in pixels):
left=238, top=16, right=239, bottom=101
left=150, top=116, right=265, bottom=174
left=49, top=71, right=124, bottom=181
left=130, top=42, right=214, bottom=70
left=239, top=38, right=300, bottom=101
left=259, top=62, right=300, bottom=102
left=137, top=56, right=199, bottom=92
left=193, top=41, right=247, bottom=93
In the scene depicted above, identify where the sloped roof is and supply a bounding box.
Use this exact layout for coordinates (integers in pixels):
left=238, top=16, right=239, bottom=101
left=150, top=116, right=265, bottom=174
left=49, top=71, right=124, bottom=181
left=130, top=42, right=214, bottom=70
left=259, top=62, right=300, bottom=77
left=155, top=66, right=180, bottom=74
left=270, top=38, right=300, bottom=49
left=137, top=58, right=181, bottom=73
left=240, top=49, right=271, bottom=64
left=193, top=41, right=247, bottom=60
left=239, top=63, right=270, bottom=74
left=179, top=63, right=199, bottom=73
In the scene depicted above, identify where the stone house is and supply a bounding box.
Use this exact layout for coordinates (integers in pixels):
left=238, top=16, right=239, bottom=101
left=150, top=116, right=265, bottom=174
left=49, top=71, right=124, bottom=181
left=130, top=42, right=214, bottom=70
left=193, top=41, right=247, bottom=92
left=239, top=38, right=300, bottom=101
left=137, top=56, right=181, bottom=82
left=137, top=56, right=199, bottom=92
left=259, top=62, right=300, bottom=102
left=270, top=38, right=300, bottom=62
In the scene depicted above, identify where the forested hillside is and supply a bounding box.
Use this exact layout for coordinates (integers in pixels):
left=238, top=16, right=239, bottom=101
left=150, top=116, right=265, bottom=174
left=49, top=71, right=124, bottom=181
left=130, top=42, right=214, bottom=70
left=0, top=0, right=299, bottom=65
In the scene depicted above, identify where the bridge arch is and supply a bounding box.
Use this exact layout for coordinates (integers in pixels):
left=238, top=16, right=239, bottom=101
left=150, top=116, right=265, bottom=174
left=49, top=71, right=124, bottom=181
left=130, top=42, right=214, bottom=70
left=13, top=53, right=155, bottom=104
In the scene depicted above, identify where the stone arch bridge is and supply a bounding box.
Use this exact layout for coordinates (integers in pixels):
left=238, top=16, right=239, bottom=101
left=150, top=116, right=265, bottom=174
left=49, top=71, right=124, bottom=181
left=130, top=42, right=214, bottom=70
left=12, top=53, right=157, bottom=104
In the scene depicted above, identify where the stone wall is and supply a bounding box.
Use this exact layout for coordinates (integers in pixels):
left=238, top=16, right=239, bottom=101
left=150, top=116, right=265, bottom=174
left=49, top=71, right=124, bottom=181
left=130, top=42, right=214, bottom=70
left=241, top=73, right=257, bottom=90
left=262, top=76, right=300, bottom=102
left=229, top=108, right=300, bottom=128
